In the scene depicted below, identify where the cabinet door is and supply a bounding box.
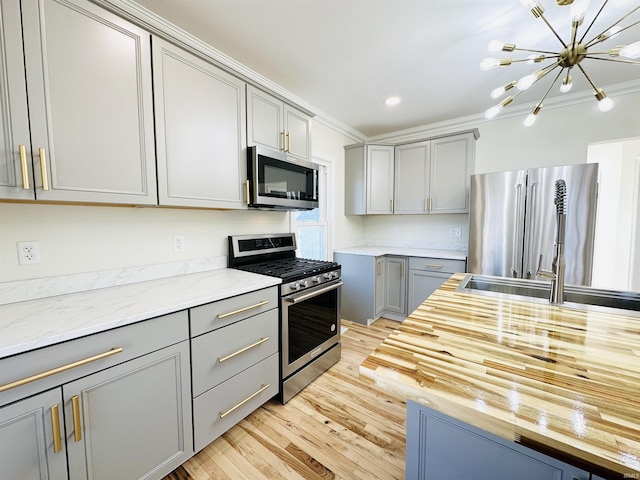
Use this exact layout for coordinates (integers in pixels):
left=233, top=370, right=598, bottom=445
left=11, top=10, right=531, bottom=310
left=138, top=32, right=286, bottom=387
left=366, top=145, right=395, bottom=214
left=22, top=0, right=157, bottom=204
left=394, top=141, right=430, bottom=214
left=284, top=104, right=312, bottom=160
left=0, top=388, right=68, bottom=480
left=64, top=341, right=193, bottom=480
left=0, top=0, right=33, bottom=200
left=384, top=257, right=407, bottom=314
left=408, top=270, right=450, bottom=314
left=153, top=37, right=247, bottom=209
left=407, top=401, right=590, bottom=480
left=429, top=134, right=474, bottom=214
left=247, top=84, right=283, bottom=151
left=375, top=257, right=385, bottom=317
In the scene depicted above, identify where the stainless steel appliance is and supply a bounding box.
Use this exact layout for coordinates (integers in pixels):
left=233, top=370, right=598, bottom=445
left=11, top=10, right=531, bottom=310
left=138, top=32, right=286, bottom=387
left=228, top=233, right=341, bottom=403
left=468, top=163, right=599, bottom=286
left=247, top=146, right=319, bottom=211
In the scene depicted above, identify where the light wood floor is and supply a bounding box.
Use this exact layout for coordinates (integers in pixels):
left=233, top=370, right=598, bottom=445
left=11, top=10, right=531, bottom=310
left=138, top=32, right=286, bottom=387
left=163, top=319, right=406, bottom=480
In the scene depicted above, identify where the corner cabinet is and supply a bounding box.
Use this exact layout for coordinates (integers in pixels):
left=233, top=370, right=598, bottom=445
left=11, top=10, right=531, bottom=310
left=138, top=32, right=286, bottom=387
left=152, top=37, right=247, bottom=209
left=394, top=132, right=476, bottom=214
left=383, top=256, right=407, bottom=315
left=18, top=0, right=157, bottom=204
left=246, top=85, right=312, bottom=161
left=407, top=401, right=590, bottom=480
left=344, top=144, right=395, bottom=215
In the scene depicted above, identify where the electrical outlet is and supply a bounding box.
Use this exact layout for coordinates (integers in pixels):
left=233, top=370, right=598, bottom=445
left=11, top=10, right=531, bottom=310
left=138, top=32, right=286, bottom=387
left=450, top=227, right=462, bottom=238
left=17, top=241, right=41, bottom=265
left=173, top=235, right=185, bottom=253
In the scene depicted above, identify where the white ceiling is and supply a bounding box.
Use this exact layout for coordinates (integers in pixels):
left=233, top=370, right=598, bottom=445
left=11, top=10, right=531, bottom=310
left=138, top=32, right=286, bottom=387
left=132, top=0, right=640, bottom=137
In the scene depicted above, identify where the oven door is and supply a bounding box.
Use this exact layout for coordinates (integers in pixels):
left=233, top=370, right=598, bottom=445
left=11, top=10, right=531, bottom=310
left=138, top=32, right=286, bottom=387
left=281, top=280, right=342, bottom=378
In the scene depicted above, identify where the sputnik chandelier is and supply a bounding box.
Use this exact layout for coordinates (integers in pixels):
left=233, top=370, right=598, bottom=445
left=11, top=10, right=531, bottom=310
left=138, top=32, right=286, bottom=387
left=481, top=0, right=640, bottom=126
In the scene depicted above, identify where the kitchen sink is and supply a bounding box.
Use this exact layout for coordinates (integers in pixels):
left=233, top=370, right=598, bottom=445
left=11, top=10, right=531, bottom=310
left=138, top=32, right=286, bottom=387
left=456, top=274, right=640, bottom=316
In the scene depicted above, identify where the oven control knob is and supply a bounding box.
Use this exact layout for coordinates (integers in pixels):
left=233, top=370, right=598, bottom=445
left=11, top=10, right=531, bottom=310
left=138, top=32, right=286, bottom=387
left=313, top=276, right=321, bottom=284
left=300, top=280, right=308, bottom=288
left=291, top=282, right=301, bottom=291
left=323, top=272, right=332, bottom=280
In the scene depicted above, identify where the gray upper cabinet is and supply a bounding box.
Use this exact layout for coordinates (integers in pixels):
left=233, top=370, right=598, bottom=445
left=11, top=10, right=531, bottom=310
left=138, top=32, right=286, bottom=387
left=0, top=0, right=32, bottom=200
left=247, top=85, right=312, bottom=160
left=20, top=0, right=157, bottom=204
left=344, top=144, right=395, bottom=215
left=152, top=37, right=247, bottom=209
left=394, top=132, right=476, bottom=215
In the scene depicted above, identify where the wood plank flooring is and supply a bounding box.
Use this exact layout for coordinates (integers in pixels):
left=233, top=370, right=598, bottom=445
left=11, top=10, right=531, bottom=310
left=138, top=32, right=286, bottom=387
left=163, top=319, right=406, bottom=480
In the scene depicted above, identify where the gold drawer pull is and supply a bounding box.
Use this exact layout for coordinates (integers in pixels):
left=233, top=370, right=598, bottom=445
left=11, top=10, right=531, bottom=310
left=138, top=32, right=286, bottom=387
left=217, top=300, right=269, bottom=320
left=50, top=404, right=62, bottom=453
left=426, top=263, right=444, bottom=269
left=39, top=148, right=49, bottom=191
left=71, top=395, right=82, bottom=442
left=219, top=384, right=270, bottom=419
left=19, top=145, right=29, bottom=189
left=0, top=347, right=124, bottom=393
left=218, top=337, right=270, bottom=363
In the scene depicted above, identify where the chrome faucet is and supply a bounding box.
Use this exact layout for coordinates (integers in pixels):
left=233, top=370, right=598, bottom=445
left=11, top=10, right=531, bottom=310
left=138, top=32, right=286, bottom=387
left=536, top=179, right=567, bottom=304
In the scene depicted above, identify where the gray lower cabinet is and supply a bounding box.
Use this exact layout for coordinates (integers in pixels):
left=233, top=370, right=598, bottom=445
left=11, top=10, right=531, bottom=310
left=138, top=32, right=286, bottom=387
left=384, top=256, right=407, bottom=315
left=0, top=388, right=68, bottom=480
left=407, top=257, right=467, bottom=314
left=334, top=252, right=382, bottom=325
left=18, top=0, right=157, bottom=204
left=0, top=312, right=193, bottom=480
left=190, top=286, right=280, bottom=452
left=152, top=37, right=247, bottom=209
left=407, top=401, right=590, bottom=480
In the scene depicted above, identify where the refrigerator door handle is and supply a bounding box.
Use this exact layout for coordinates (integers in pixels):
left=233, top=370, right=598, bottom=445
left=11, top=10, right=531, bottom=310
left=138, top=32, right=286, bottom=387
left=512, top=183, right=524, bottom=277
left=524, top=181, right=538, bottom=279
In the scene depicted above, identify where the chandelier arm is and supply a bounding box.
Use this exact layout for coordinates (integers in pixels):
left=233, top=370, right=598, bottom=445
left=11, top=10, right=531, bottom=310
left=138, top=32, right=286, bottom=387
left=539, top=13, right=569, bottom=48
left=513, top=47, right=561, bottom=55
left=576, top=63, right=601, bottom=93
left=587, top=18, right=640, bottom=48
left=578, top=0, right=609, bottom=45
left=508, top=55, right=561, bottom=64
left=539, top=68, right=565, bottom=105
left=585, top=6, right=640, bottom=47
left=583, top=55, right=640, bottom=65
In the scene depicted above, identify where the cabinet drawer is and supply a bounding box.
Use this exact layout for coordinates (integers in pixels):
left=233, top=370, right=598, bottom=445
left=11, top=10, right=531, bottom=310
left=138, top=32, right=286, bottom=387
left=0, top=311, right=188, bottom=407
left=193, top=352, right=278, bottom=452
left=408, top=257, right=466, bottom=273
left=190, top=287, right=278, bottom=337
left=191, top=309, right=278, bottom=397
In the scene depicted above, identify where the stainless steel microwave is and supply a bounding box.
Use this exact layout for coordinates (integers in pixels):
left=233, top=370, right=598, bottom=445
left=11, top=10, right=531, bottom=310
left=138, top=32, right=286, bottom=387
left=247, top=145, right=319, bottom=210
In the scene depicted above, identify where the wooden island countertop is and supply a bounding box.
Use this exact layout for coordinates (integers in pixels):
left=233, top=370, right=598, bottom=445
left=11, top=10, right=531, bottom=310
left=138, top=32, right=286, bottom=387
left=360, top=273, right=640, bottom=477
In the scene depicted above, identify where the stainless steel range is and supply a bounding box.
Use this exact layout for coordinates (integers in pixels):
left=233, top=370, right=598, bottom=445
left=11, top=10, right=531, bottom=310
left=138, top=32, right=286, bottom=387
left=228, top=233, right=342, bottom=403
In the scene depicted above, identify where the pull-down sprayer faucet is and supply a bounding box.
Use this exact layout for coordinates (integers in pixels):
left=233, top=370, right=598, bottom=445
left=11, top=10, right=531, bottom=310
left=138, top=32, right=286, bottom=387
left=537, top=179, right=567, bottom=304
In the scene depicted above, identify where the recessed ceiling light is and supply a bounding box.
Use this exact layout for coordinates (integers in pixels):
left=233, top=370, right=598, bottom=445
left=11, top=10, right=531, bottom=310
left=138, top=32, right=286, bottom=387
left=384, top=96, right=401, bottom=106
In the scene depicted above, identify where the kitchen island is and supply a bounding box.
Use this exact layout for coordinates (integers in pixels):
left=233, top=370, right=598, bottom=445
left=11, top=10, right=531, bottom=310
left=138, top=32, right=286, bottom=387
left=360, top=273, right=640, bottom=479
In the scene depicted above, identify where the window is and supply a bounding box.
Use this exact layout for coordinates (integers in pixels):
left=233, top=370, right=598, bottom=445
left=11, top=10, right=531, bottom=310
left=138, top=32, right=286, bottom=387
left=291, top=157, right=333, bottom=260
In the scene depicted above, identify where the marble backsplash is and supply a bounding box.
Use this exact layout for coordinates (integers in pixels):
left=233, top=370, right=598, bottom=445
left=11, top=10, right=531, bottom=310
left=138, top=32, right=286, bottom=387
left=0, top=256, right=227, bottom=306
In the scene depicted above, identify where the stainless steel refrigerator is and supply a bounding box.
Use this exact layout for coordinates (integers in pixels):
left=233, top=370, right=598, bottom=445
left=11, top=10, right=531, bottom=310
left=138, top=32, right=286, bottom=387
left=468, top=163, right=599, bottom=286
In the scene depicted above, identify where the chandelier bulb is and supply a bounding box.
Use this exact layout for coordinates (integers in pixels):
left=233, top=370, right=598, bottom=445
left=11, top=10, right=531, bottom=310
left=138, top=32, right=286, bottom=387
left=620, top=41, right=640, bottom=59
left=570, top=0, right=590, bottom=22
left=491, top=81, right=517, bottom=99
left=523, top=113, right=538, bottom=127
left=480, top=58, right=512, bottom=70
left=488, top=40, right=504, bottom=53
left=526, top=54, right=546, bottom=64
left=560, top=74, right=573, bottom=93
left=517, top=73, right=537, bottom=91
left=594, top=89, right=615, bottom=112
left=597, top=25, right=622, bottom=42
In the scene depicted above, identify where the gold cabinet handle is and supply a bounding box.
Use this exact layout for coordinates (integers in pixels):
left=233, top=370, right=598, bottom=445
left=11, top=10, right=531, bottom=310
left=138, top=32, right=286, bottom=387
left=217, top=300, right=269, bottom=320
left=285, top=131, right=291, bottom=152
left=426, top=263, right=444, bottom=269
left=39, top=148, right=49, bottom=191
left=71, top=395, right=82, bottom=442
left=219, top=384, right=270, bottom=419
left=218, top=337, right=270, bottom=363
left=50, top=404, right=62, bottom=453
left=0, top=347, right=124, bottom=393
left=244, top=180, right=250, bottom=203
left=19, top=145, right=29, bottom=189
left=401, top=262, right=405, bottom=277
left=390, top=199, right=393, bottom=212
left=281, top=131, right=286, bottom=151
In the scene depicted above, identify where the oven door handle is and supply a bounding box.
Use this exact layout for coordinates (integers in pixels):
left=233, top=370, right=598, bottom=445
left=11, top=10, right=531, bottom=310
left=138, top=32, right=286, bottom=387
left=285, top=281, right=343, bottom=304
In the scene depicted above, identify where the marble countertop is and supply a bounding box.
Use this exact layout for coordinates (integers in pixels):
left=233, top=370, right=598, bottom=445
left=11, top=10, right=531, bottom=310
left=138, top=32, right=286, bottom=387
left=0, top=269, right=280, bottom=359
left=334, top=246, right=467, bottom=261
left=360, top=273, right=640, bottom=477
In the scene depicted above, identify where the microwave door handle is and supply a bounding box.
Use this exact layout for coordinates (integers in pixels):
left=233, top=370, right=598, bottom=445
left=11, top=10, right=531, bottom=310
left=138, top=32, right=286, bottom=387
left=313, top=170, right=318, bottom=200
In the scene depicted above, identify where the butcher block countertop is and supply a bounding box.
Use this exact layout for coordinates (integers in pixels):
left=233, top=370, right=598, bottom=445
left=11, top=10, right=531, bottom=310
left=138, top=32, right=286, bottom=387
left=360, top=273, right=640, bottom=477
